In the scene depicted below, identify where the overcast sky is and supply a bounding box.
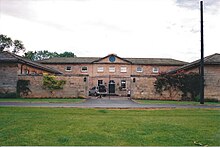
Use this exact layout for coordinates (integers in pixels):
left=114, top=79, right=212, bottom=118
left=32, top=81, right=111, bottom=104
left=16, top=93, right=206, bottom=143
left=0, top=0, right=219, bottom=62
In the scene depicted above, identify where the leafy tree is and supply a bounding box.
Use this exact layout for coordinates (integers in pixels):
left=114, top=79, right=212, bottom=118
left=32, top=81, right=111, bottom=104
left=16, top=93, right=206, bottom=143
left=58, top=51, right=76, bottom=57
left=0, top=34, right=13, bottom=52
left=12, top=40, right=25, bottom=53
left=0, top=34, right=25, bottom=53
left=24, top=51, right=37, bottom=61
left=23, top=50, right=76, bottom=61
left=34, top=50, right=59, bottom=60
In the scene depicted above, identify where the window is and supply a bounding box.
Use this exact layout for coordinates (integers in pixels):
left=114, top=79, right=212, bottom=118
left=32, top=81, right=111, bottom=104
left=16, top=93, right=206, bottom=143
left=152, top=67, right=159, bottom=73
left=65, top=66, right=72, bottom=71
left=24, top=69, right=29, bottom=75
left=136, top=67, right=143, bottom=72
left=97, top=67, right=104, bottom=72
left=120, top=67, right=127, bottom=73
left=109, top=67, right=115, bottom=72
left=98, top=80, right=103, bottom=86
left=121, top=80, right=126, bottom=89
left=81, top=66, right=88, bottom=72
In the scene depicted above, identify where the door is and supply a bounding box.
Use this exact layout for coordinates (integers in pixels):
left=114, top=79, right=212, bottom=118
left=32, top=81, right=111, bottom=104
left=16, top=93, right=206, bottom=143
left=108, top=80, right=115, bottom=93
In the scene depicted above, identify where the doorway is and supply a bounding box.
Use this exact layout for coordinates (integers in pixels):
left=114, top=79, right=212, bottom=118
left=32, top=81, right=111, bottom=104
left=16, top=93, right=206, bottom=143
left=108, top=80, right=115, bottom=94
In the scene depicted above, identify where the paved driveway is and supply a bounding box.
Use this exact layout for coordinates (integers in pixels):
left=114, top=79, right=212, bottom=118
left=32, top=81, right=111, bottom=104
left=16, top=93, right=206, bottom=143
left=0, top=97, right=220, bottom=109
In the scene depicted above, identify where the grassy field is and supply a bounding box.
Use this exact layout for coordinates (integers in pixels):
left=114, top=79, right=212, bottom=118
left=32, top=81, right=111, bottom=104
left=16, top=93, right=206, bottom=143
left=0, top=98, right=84, bottom=103
left=135, top=99, right=220, bottom=105
left=0, top=107, right=219, bottom=146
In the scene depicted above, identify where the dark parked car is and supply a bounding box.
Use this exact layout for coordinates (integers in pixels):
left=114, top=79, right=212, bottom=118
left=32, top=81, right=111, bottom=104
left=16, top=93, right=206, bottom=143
left=89, top=85, right=107, bottom=96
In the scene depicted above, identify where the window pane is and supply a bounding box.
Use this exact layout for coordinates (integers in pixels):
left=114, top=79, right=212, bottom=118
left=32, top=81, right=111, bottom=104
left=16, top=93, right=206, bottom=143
left=121, top=80, right=126, bottom=89
left=81, top=66, right=88, bottom=72
left=120, top=67, right=127, bottom=73
left=136, top=67, right=143, bottom=72
left=109, top=67, right=115, bottom=72
left=65, top=66, right=72, bottom=71
left=152, top=67, right=159, bottom=73
left=97, top=67, right=104, bottom=72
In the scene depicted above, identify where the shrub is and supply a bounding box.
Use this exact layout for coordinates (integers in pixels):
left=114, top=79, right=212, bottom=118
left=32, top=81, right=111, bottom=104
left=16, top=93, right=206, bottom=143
left=42, top=74, right=66, bottom=92
left=154, top=72, right=200, bottom=101
left=17, top=80, right=31, bottom=97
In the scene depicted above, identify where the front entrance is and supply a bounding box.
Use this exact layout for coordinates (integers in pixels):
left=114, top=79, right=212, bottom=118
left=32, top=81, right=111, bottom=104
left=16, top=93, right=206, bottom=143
left=108, top=80, right=115, bottom=94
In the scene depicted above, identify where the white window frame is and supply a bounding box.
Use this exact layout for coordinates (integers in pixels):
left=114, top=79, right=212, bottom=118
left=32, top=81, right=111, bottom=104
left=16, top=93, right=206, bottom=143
left=109, top=67, right=115, bottom=73
left=81, top=66, right=88, bottom=72
left=120, top=67, right=127, bottom=73
left=136, top=67, right=143, bottom=73
left=121, top=80, right=126, bottom=89
left=97, top=67, right=104, bottom=72
left=152, top=67, right=159, bottom=73
left=65, top=66, right=72, bottom=71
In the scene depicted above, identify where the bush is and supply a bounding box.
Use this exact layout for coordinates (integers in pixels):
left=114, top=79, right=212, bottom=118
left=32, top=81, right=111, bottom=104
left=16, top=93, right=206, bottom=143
left=42, top=74, right=66, bottom=92
left=154, top=72, right=200, bottom=101
left=17, top=80, right=31, bottom=97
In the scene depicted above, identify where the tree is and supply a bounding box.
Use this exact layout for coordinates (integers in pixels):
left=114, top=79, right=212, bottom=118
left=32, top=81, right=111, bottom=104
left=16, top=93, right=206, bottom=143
left=0, top=34, right=25, bottom=53
left=23, top=50, right=76, bottom=61
left=0, top=34, right=13, bottom=52
left=24, top=51, right=37, bottom=61
left=12, top=40, right=25, bottom=54
left=58, top=51, right=76, bottom=57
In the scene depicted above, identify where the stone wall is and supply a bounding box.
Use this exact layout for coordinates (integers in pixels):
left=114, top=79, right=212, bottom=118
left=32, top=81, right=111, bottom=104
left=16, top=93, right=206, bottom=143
left=18, top=75, right=88, bottom=98
left=204, top=65, right=220, bottom=100
left=184, top=65, right=220, bottom=100
left=130, top=75, right=182, bottom=100
left=0, top=63, right=18, bottom=97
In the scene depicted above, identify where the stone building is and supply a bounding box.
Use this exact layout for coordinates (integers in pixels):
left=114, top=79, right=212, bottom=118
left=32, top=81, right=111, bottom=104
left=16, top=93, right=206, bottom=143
left=170, top=53, right=220, bottom=100
left=38, top=54, right=186, bottom=98
left=2, top=51, right=219, bottom=100
left=0, top=51, right=61, bottom=97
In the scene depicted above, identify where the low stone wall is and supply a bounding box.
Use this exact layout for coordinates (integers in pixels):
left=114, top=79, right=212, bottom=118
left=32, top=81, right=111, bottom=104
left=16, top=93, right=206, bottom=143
left=18, top=75, right=88, bottom=98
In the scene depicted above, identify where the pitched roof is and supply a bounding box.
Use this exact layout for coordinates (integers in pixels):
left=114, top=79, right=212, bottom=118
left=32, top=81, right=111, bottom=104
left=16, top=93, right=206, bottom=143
left=126, top=58, right=187, bottom=65
left=0, top=51, right=62, bottom=74
left=38, top=54, right=187, bottom=66
left=169, top=53, right=220, bottom=73
left=38, top=57, right=100, bottom=64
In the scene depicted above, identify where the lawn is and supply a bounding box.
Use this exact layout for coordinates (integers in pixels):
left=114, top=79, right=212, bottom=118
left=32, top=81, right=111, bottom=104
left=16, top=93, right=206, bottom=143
left=0, top=98, right=84, bottom=103
left=0, top=107, right=219, bottom=146
left=134, top=99, right=220, bottom=105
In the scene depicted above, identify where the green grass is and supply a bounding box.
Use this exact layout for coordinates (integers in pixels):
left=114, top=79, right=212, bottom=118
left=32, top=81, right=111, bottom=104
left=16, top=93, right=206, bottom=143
left=0, top=107, right=220, bottom=146
left=0, top=98, right=84, bottom=103
left=134, top=99, right=220, bottom=105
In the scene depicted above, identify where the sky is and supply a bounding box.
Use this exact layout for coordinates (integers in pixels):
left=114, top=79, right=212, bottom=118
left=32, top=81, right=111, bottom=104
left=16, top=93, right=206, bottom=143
left=0, top=0, right=219, bottom=62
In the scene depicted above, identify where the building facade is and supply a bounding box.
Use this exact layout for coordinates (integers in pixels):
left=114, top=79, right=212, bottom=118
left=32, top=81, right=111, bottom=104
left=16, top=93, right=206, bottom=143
left=39, top=54, right=186, bottom=98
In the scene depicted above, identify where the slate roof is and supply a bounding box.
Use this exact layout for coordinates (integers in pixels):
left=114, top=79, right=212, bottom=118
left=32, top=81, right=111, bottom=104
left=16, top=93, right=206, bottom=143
left=38, top=54, right=187, bottom=66
left=169, top=53, right=220, bottom=73
left=0, top=51, right=62, bottom=74
left=126, top=58, right=187, bottom=65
